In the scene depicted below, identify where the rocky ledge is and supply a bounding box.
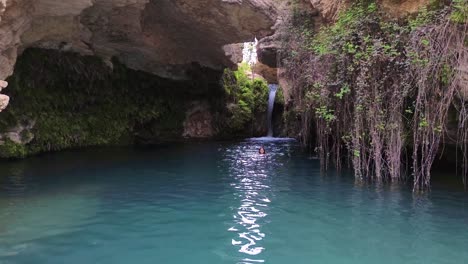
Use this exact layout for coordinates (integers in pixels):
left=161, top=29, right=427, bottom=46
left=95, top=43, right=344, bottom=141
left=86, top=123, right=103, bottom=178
left=0, top=0, right=279, bottom=82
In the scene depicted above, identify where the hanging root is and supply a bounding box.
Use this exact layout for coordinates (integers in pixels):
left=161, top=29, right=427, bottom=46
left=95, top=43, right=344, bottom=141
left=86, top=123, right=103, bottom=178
left=411, top=13, right=467, bottom=191
left=282, top=3, right=467, bottom=191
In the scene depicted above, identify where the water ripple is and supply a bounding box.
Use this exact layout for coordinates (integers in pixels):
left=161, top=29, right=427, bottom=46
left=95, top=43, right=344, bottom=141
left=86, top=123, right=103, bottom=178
left=0, top=141, right=467, bottom=264
left=222, top=138, right=296, bottom=263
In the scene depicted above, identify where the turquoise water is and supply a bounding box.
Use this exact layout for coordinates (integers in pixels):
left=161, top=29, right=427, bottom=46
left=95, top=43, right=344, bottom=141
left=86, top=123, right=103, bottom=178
left=0, top=139, right=467, bottom=264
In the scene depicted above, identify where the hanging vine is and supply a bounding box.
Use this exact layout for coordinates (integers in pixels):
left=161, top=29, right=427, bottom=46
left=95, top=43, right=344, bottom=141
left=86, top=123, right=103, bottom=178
left=282, top=1, right=468, bottom=191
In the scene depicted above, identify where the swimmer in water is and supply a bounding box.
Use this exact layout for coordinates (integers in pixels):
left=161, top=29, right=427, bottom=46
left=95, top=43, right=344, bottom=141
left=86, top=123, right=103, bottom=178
left=259, top=146, right=266, bottom=154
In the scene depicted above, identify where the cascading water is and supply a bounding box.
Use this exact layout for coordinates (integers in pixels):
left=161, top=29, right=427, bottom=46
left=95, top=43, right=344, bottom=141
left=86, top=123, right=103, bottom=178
left=267, top=84, right=278, bottom=137
left=241, top=39, right=279, bottom=139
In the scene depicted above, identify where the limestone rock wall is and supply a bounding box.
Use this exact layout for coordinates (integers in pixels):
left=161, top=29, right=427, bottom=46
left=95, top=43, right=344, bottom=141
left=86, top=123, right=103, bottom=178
left=0, top=0, right=278, bottom=81
left=183, top=101, right=214, bottom=139
left=254, top=0, right=432, bottom=104
left=0, top=0, right=436, bottom=114
left=0, top=0, right=436, bottom=81
left=0, top=80, right=8, bottom=112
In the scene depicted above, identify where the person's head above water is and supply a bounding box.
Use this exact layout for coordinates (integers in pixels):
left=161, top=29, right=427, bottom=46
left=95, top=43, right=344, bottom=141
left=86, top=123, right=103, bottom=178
left=259, top=146, right=266, bottom=154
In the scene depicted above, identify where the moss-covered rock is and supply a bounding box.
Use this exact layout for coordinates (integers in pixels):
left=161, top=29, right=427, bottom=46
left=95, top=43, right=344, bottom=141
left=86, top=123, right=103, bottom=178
left=274, top=86, right=285, bottom=106
left=0, top=139, right=27, bottom=159
left=220, top=63, right=269, bottom=137
left=0, top=48, right=224, bottom=158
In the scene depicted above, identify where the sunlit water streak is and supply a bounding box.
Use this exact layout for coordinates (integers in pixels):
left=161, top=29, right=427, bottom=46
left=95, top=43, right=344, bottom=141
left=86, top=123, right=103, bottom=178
left=0, top=141, right=467, bottom=264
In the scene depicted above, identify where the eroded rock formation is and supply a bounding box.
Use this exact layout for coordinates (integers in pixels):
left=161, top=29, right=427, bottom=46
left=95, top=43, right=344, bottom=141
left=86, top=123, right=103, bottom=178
left=0, top=0, right=278, bottom=80
left=0, top=0, right=425, bottom=102
left=0, top=0, right=438, bottom=93
left=254, top=0, right=433, bottom=102
left=0, top=80, right=8, bottom=112
left=183, top=101, right=214, bottom=138
left=0, top=0, right=446, bottom=154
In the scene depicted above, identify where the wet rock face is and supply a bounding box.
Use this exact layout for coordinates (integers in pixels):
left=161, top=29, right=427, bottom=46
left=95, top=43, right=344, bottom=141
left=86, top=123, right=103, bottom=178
left=0, top=0, right=435, bottom=79
left=0, top=47, right=228, bottom=155
left=183, top=101, right=214, bottom=139
left=139, top=0, right=274, bottom=75
left=0, top=0, right=278, bottom=80
left=0, top=119, right=35, bottom=144
left=254, top=0, right=432, bottom=101
left=252, top=62, right=277, bottom=83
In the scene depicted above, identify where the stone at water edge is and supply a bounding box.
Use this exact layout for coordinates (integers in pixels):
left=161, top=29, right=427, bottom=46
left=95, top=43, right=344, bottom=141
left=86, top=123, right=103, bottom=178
left=0, top=80, right=9, bottom=112
left=0, top=94, right=9, bottom=112
left=0, top=80, right=7, bottom=89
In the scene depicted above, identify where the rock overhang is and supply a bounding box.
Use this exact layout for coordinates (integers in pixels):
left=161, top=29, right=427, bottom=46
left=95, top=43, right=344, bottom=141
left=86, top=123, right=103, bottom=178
left=0, top=0, right=279, bottom=80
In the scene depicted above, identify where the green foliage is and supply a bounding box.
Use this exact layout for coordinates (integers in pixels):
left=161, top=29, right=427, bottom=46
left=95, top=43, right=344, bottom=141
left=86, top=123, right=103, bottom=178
left=344, top=42, right=357, bottom=54
left=434, top=125, right=443, bottom=133
left=408, top=51, right=430, bottom=66
left=275, top=86, right=285, bottom=105
left=451, top=0, right=468, bottom=23
left=440, top=64, right=453, bottom=85
left=335, top=84, right=351, bottom=99
left=222, top=63, right=269, bottom=132
left=284, top=0, right=466, bottom=189
left=0, top=48, right=215, bottom=157
left=408, top=7, right=437, bottom=30
left=309, top=2, right=378, bottom=55
left=311, top=29, right=334, bottom=55
left=291, top=6, right=316, bottom=48
left=0, top=139, right=27, bottom=159
left=420, top=38, right=430, bottom=46
left=315, top=106, right=336, bottom=123
left=353, top=149, right=361, bottom=158
left=229, top=100, right=253, bottom=132
left=419, top=117, right=429, bottom=128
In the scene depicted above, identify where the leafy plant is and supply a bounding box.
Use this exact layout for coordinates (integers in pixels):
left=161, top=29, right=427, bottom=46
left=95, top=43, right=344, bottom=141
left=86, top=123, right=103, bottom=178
left=221, top=63, right=269, bottom=133
left=451, top=0, right=467, bottom=23
left=282, top=0, right=467, bottom=190
left=0, top=48, right=221, bottom=157
left=335, top=84, right=351, bottom=99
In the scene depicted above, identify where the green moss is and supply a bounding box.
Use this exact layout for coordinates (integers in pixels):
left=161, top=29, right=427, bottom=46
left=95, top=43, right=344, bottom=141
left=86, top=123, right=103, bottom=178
left=408, top=7, right=437, bottom=30
left=0, top=139, right=27, bottom=159
left=275, top=86, right=285, bottom=105
left=252, top=79, right=270, bottom=112
left=451, top=0, right=467, bottom=24
left=221, top=63, right=269, bottom=134
left=0, top=48, right=220, bottom=158
left=309, top=2, right=378, bottom=55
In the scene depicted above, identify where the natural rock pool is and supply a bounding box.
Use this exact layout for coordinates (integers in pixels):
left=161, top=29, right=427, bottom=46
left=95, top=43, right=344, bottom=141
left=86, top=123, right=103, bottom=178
left=0, top=139, right=467, bottom=264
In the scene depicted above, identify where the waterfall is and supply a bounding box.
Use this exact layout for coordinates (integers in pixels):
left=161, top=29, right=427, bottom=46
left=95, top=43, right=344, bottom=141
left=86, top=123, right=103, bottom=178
left=242, top=39, right=258, bottom=66
left=267, top=84, right=278, bottom=137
